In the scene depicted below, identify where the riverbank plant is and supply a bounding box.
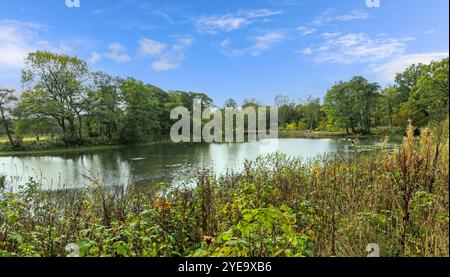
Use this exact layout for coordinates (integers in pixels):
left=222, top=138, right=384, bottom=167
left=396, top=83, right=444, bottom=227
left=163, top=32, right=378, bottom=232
left=0, top=122, right=448, bottom=257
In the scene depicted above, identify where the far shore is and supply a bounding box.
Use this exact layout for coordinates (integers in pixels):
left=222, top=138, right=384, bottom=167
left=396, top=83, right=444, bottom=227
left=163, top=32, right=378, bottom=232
left=0, top=130, right=403, bottom=157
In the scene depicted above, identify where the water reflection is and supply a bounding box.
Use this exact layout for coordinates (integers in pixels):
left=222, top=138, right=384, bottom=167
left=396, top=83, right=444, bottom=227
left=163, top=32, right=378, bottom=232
left=0, top=138, right=394, bottom=190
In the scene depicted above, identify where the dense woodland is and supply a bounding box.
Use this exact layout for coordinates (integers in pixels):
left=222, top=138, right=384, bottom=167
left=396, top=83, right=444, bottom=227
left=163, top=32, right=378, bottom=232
left=0, top=51, right=448, bottom=151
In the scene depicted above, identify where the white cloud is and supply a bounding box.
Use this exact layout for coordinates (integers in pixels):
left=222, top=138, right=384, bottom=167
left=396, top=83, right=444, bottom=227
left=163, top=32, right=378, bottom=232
left=88, top=52, right=102, bottom=64
left=220, top=39, right=231, bottom=48
left=151, top=59, right=180, bottom=71
left=221, top=30, right=286, bottom=57
left=244, top=9, right=283, bottom=18
left=0, top=19, right=70, bottom=89
left=0, top=20, right=55, bottom=69
left=195, top=15, right=250, bottom=34
left=299, top=47, right=313, bottom=55
left=313, top=33, right=413, bottom=64
left=153, top=10, right=175, bottom=25
left=297, top=26, right=316, bottom=36
left=139, top=38, right=167, bottom=56
left=151, top=36, right=194, bottom=71
left=334, top=10, right=369, bottom=21
left=104, top=42, right=131, bottom=63
left=195, top=9, right=282, bottom=34
left=424, top=29, right=435, bottom=35
left=249, top=31, right=286, bottom=56
left=373, top=52, right=449, bottom=83
left=312, top=9, right=369, bottom=25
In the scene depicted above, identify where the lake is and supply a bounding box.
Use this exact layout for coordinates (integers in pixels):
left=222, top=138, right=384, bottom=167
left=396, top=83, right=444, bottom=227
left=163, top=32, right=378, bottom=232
left=0, top=138, right=395, bottom=190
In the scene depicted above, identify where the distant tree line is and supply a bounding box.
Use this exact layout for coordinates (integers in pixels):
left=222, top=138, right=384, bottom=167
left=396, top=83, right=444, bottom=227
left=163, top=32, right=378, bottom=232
left=272, top=58, right=449, bottom=135
left=0, top=51, right=448, bottom=150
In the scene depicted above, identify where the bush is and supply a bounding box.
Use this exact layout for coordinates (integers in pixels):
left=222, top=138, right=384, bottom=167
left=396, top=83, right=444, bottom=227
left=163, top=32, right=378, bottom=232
left=0, top=122, right=448, bottom=257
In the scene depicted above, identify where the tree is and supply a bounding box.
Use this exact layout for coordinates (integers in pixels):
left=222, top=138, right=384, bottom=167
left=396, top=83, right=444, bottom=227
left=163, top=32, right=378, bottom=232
left=224, top=98, right=237, bottom=108
left=302, top=97, right=322, bottom=132
left=14, top=116, right=56, bottom=141
left=380, top=87, right=398, bottom=128
left=20, top=51, right=89, bottom=144
left=0, top=88, right=19, bottom=149
left=87, top=71, right=123, bottom=139
left=348, top=76, right=380, bottom=134
left=400, top=58, right=449, bottom=126
left=395, top=63, right=423, bottom=104
left=323, top=81, right=358, bottom=134
left=275, top=95, right=290, bottom=107
left=119, top=78, right=163, bottom=143
left=323, top=77, right=380, bottom=134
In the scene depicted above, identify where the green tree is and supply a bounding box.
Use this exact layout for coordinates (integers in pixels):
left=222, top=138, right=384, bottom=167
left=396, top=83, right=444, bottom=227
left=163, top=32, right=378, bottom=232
left=380, top=86, right=398, bottom=128
left=323, top=77, right=380, bottom=134
left=20, top=51, right=89, bottom=144
left=224, top=98, right=238, bottom=108
left=119, top=78, right=163, bottom=144
left=0, top=88, right=19, bottom=149
left=302, top=97, right=322, bottom=132
left=87, top=71, right=123, bottom=140
left=400, top=58, right=449, bottom=127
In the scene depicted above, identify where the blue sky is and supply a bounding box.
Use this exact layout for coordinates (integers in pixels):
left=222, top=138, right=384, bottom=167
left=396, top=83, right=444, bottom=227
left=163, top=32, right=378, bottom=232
left=0, top=0, right=448, bottom=105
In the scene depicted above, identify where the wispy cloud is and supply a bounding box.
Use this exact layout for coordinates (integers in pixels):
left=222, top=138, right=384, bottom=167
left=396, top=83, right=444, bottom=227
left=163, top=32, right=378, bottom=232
left=139, top=38, right=167, bottom=56
left=308, top=33, right=413, bottom=64
left=151, top=36, right=194, bottom=71
left=153, top=10, right=175, bottom=25
left=221, top=30, right=286, bottom=57
left=298, top=47, right=313, bottom=55
left=89, top=42, right=131, bottom=64
left=195, top=9, right=283, bottom=34
left=297, top=26, right=316, bottom=36
left=0, top=18, right=78, bottom=79
left=88, top=52, right=102, bottom=64
left=373, top=52, right=449, bottom=83
left=90, top=7, right=120, bottom=16
left=105, top=42, right=131, bottom=63
left=312, top=9, right=369, bottom=25
left=296, top=9, right=369, bottom=39
left=334, top=10, right=370, bottom=22
left=0, top=19, right=76, bottom=89
left=0, top=20, right=67, bottom=69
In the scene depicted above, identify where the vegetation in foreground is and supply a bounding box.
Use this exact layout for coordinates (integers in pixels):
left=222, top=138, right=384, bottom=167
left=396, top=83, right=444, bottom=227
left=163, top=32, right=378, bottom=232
left=0, top=122, right=448, bottom=257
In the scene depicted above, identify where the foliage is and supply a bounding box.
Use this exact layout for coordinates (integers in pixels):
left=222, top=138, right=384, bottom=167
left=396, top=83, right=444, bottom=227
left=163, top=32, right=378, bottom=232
left=0, top=123, right=448, bottom=257
left=1, top=52, right=448, bottom=151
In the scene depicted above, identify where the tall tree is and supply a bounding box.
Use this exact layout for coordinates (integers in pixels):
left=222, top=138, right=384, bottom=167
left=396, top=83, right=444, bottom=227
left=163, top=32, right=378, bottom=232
left=119, top=78, right=163, bottom=143
left=323, top=77, right=380, bottom=134
left=400, top=58, right=449, bottom=126
left=87, top=71, right=123, bottom=139
left=224, top=98, right=238, bottom=108
left=20, top=51, right=89, bottom=144
left=0, top=88, right=18, bottom=149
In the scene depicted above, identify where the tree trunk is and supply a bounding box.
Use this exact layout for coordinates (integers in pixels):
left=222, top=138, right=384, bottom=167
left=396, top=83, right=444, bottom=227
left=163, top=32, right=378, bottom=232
left=77, top=115, right=83, bottom=141
left=0, top=106, right=16, bottom=149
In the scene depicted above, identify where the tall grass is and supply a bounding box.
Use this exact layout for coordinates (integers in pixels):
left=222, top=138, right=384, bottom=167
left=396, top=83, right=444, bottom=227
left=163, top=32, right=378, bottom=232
left=0, top=122, right=448, bottom=257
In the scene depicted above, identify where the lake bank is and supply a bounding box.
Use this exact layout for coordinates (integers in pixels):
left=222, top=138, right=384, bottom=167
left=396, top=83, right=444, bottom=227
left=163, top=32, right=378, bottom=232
left=0, top=130, right=403, bottom=157
left=0, top=137, right=401, bottom=190
left=0, top=140, right=175, bottom=157
left=0, top=125, right=447, bottom=257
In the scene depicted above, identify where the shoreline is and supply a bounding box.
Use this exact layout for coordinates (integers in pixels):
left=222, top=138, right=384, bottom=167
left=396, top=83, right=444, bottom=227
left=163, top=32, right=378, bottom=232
left=0, top=140, right=174, bottom=157
left=0, top=131, right=403, bottom=157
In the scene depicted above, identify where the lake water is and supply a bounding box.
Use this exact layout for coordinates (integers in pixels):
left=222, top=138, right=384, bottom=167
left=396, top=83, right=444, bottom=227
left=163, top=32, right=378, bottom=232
left=0, top=138, right=394, bottom=190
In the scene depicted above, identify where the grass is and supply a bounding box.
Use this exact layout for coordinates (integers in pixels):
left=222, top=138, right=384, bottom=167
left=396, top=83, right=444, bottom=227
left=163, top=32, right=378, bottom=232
left=0, top=136, right=50, bottom=143
left=279, top=128, right=404, bottom=141
left=0, top=122, right=448, bottom=257
left=0, top=140, right=174, bottom=157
